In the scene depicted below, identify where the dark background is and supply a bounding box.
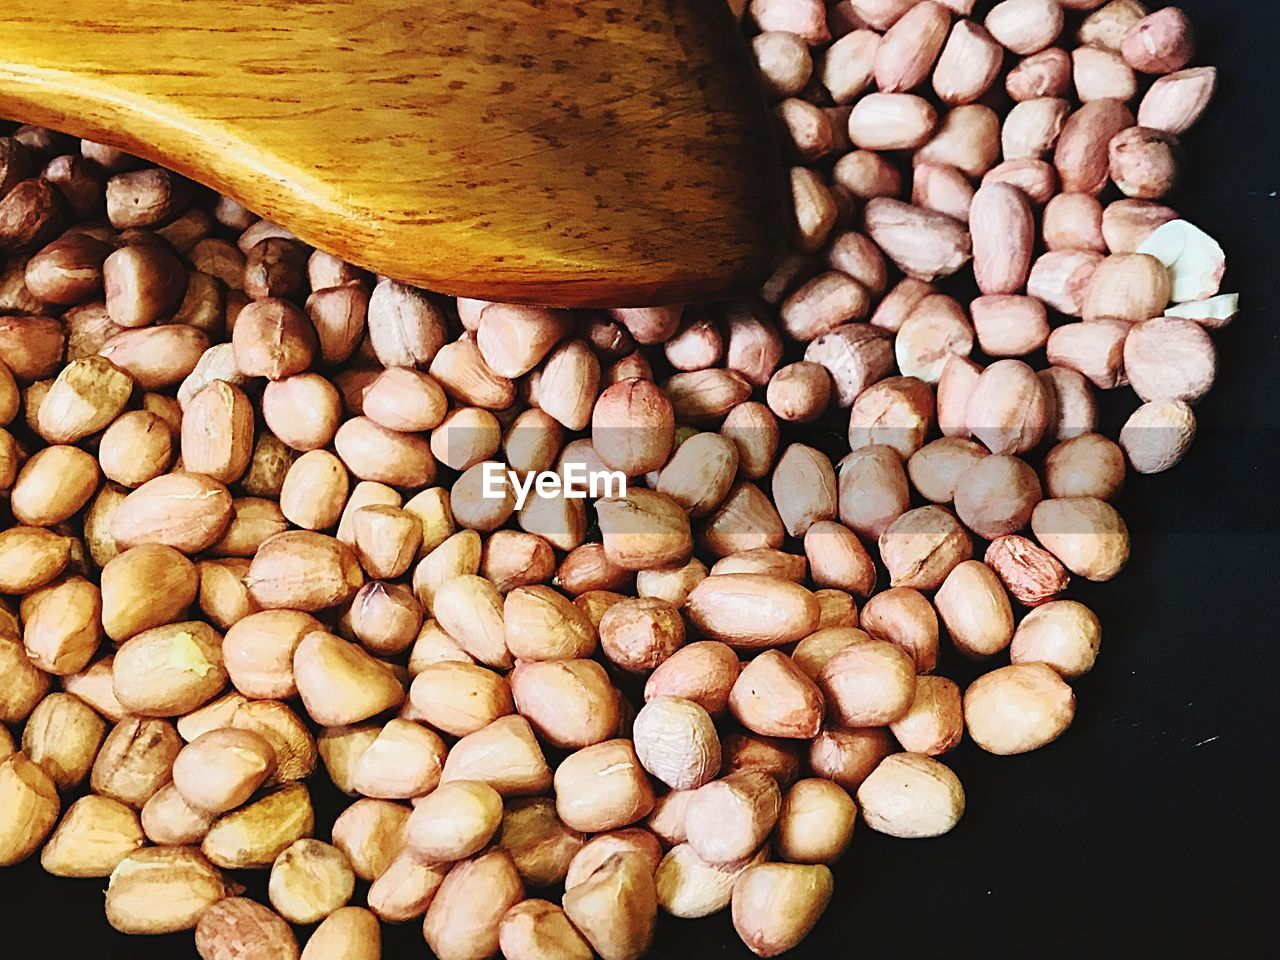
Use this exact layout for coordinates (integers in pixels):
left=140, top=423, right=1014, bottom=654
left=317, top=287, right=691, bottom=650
left=4, top=0, right=1278, bottom=956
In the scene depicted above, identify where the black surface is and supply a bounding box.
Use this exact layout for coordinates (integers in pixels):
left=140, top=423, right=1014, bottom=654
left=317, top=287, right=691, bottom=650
left=4, top=1, right=1279, bottom=957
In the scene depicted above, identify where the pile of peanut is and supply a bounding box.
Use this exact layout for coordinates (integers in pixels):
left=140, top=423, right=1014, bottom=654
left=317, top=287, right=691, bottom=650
left=0, top=1, right=1235, bottom=958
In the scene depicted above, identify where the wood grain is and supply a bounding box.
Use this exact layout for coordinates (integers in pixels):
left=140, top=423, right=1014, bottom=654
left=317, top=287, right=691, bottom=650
left=0, top=0, right=786, bottom=307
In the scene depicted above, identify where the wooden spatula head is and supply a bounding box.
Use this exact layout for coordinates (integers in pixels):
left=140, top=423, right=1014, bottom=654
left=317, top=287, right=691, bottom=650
left=0, top=0, right=786, bottom=307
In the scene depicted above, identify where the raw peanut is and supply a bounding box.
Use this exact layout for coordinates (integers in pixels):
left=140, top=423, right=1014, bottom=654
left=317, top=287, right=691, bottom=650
left=985, top=534, right=1070, bottom=606
left=202, top=782, right=315, bottom=870
left=195, top=897, right=300, bottom=960
left=774, top=778, right=857, bottom=865
left=0, top=179, right=64, bottom=252
left=1078, top=0, right=1149, bottom=51
left=244, top=237, right=308, bottom=301
left=1138, top=66, right=1216, bottom=135
left=933, top=20, right=1004, bottom=105
left=832, top=150, right=903, bottom=202
left=229, top=700, right=317, bottom=783
left=895, top=294, right=974, bottom=383
left=99, top=410, right=173, bottom=486
left=112, top=620, right=226, bottom=717
left=1045, top=319, right=1130, bottom=389
left=405, top=780, right=503, bottom=861
left=1028, top=250, right=1104, bottom=317
left=804, top=520, right=877, bottom=597
left=1123, top=316, right=1215, bottom=403
left=20, top=575, right=102, bottom=675
left=732, top=862, right=833, bottom=958
left=764, top=361, right=829, bottom=426
left=721, top=732, right=805, bottom=787
left=280, top=450, right=349, bottom=531
left=317, top=726, right=380, bottom=797
left=750, top=0, right=829, bottom=42
left=0, top=526, right=70, bottom=595
left=562, top=851, right=657, bottom=960
left=609, top=306, right=682, bottom=346
left=753, top=31, right=813, bottom=100
left=429, top=573, right=509, bottom=666
left=656, top=432, right=738, bottom=517
left=408, top=661, right=512, bottom=737
left=61, top=656, right=125, bottom=725
left=981, top=158, right=1058, bottom=206
left=111, top=471, right=233, bottom=554
left=824, top=232, right=888, bottom=296
left=223, top=609, right=317, bottom=700
left=1120, top=399, right=1196, bottom=474
left=802, top=323, right=894, bottom=407
left=953, top=453, right=1043, bottom=539
left=365, top=278, right=446, bottom=368
left=262, top=373, right=342, bottom=452
left=684, top=770, right=780, bottom=864
left=430, top=406, right=500, bottom=471
left=1072, top=45, right=1137, bottom=102
left=1054, top=99, right=1135, bottom=195
left=232, top=297, right=316, bottom=379
left=9, top=444, right=99, bottom=526
left=334, top=416, right=435, bottom=487
left=644, top=641, right=741, bottom=715
left=808, top=726, right=897, bottom=792
left=1122, top=7, right=1193, bottom=74
left=408, top=619, right=474, bottom=672
left=592, top=378, right=674, bottom=476
left=413, top=530, right=482, bottom=614
left=965, top=662, right=1075, bottom=754
left=21, top=692, right=105, bottom=789
left=781, top=272, right=870, bottom=342
left=564, top=830, right=662, bottom=891
left=864, top=198, right=971, bottom=281
left=1012, top=599, right=1102, bottom=679
left=646, top=790, right=694, bottom=847
left=857, top=753, right=965, bottom=837
left=1031, top=496, right=1130, bottom=581
left=789, top=167, right=837, bottom=253
left=874, top=2, right=950, bottom=93
left=970, top=182, right=1034, bottom=295
left=837, top=444, right=910, bottom=539
left=1044, top=433, right=1126, bottom=501
left=966, top=359, right=1049, bottom=455
left=657, top=843, right=766, bottom=920
left=105, top=846, right=229, bottom=934
left=0, top=753, right=60, bottom=866
left=729, top=650, right=824, bottom=739
left=772, top=443, right=837, bottom=537
left=889, top=675, right=964, bottom=755
left=500, top=899, right=593, bottom=960
left=105, top=167, right=186, bottom=227
left=367, top=848, right=448, bottom=922
left=99, top=545, right=195, bottom=643
left=182, top=380, right=254, bottom=483
left=663, top=368, right=752, bottom=421
left=916, top=104, right=1000, bottom=178
left=351, top=719, right=445, bottom=800
left=555, top=739, right=654, bottom=832
left=1006, top=47, right=1073, bottom=101
left=819, top=639, right=916, bottom=726
left=249, top=531, right=364, bottom=611
left=36, top=354, right=131, bottom=443
left=861, top=586, right=940, bottom=672
left=1002, top=98, right=1071, bottom=160
left=350, top=506, right=420, bottom=580
left=912, top=162, right=974, bottom=222
left=553, top=542, right=626, bottom=596
left=173, top=728, right=276, bottom=814
left=1040, top=366, right=1099, bottom=441
left=936, top=354, right=980, bottom=438
left=632, top=696, right=721, bottom=790
left=791, top=627, right=866, bottom=680
left=1109, top=126, right=1181, bottom=199
left=935, top=560, right=1015, bottom=658
left=687, top=574, right=819, bottom=649
left=512, top=658, right=619, bottom=749
left=723, top=303, right=783, bottom=386
left=305, top=281, right=368, bottom=365
left=775, top=98, right=834, bottom=163
left=1102, top=198, right=1178, bottom=253
left=302, top=907, right=380, bottom=960
left=41, top=794, right=144, bottom=877
left=293, top=631, right=404, bottom=726
left=971, top=296, right=1049, bottom=357
left=102, top=243, right=188, bottom=326
left=1042, top=193, right=1106, bottom=251
left=878, top=504, right=973, bottom=590
left=440, top=716, right=552, bottom=797
left=985, top=0, right=1063, bottom=54
left=597, top=490, right=692, bottom=571
left=906, top=440, right=983, bottom=506
left=0, top=314, right=65, bottom=382
left=532, top=341, right=597, bottom=428
left=42, top=154, right=105, bottom=220
left=720, top=401, right=779, bottom=478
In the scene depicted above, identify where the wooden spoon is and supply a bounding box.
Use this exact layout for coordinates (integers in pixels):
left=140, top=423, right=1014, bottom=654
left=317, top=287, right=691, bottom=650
left=0, top=0, right=786, bottom=307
